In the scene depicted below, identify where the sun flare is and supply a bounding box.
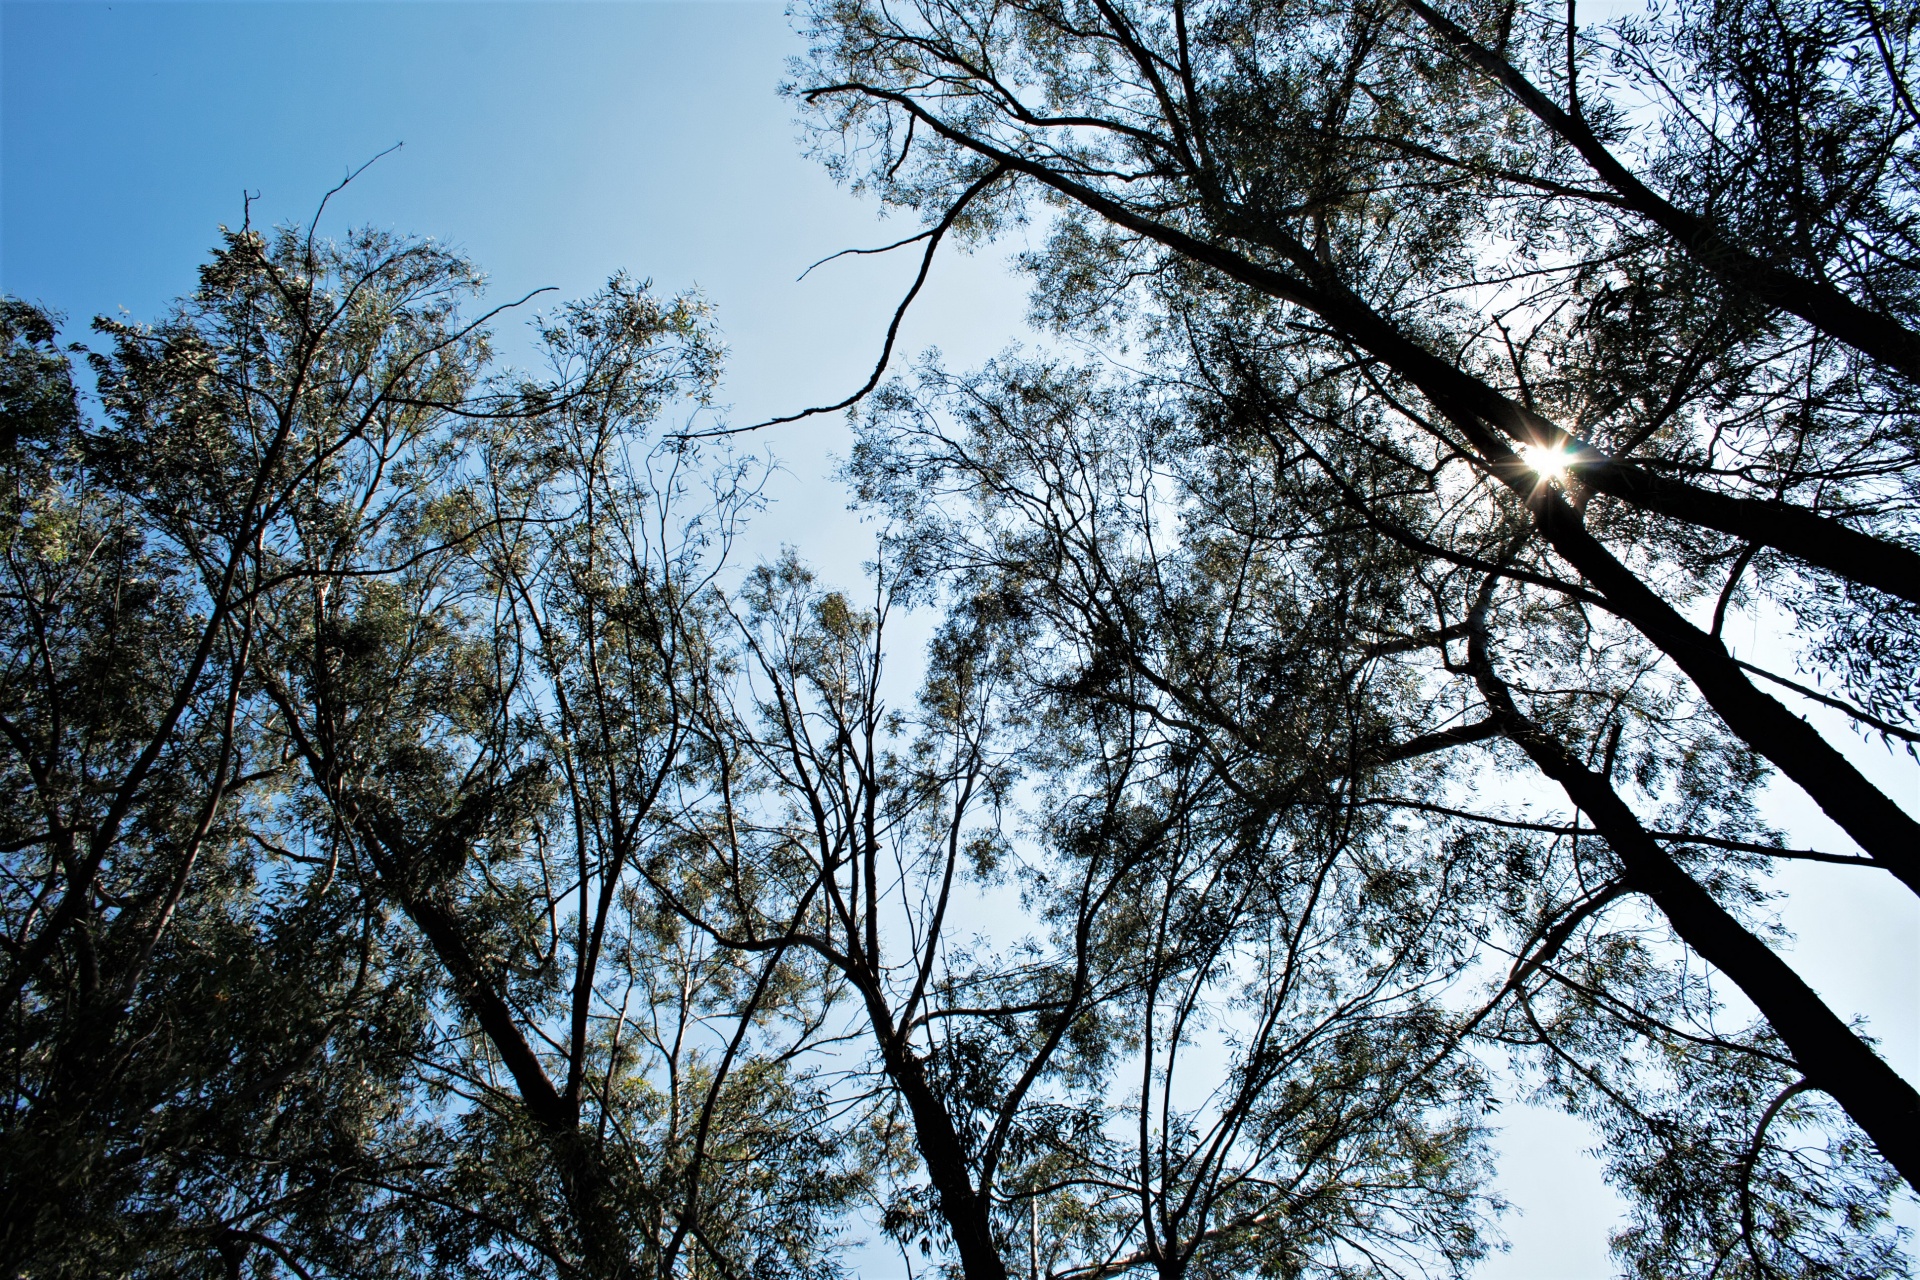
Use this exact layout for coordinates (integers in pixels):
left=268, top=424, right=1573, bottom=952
left=1518, top=441, right=1572, bottom=484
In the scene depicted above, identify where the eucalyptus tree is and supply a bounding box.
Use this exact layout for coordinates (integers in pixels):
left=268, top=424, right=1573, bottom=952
left=658, top=552, right=1059, bottom=1280
left=853, top=369, right=1506, bottom=1280
left=791, top=0, right=1920, bottom=1201
left=649, top=409, right=1504, bottom=1278
left=241, top=258, right=865, bottom=1278
left=839, top=349, right=1911, bottom=1277
left=0, top=244, right=449, bottom=1275
left=0, top=216, right=866, bottom=1277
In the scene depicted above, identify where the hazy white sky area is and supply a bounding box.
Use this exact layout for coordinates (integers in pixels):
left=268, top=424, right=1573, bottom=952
left=3, top=4, right=1912, bottom=1275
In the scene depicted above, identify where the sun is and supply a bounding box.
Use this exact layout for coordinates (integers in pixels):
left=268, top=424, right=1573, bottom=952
left=1518, top=441, right=1572, bottom=484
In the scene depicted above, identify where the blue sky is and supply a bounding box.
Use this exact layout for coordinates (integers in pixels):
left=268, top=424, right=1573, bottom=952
left=4, top=4, right=1911, bottom=1275
left=0, top=0, right=1034, bottom=559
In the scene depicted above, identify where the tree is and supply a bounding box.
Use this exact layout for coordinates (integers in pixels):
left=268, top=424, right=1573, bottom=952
left=0, top=248, right=442, bottom=1275
left=839, top=348, right=1911, bottom=1276
left=793, top=0, right=1920, bottom=1201
left=241, top=256, right=865, bottom=1277
left=650, top=434, right=1502, bottom=1275
left=1, top=215, right=866, bottom=1278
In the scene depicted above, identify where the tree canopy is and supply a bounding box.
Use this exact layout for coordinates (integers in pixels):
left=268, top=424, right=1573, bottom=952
left=2, top=0, right=1915, bottom=1275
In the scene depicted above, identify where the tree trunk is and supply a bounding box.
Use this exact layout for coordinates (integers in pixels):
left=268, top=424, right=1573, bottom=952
left=1467, top=613, right=1920, bottom=1190
left=885, top=1041, right=1010, bottom=1280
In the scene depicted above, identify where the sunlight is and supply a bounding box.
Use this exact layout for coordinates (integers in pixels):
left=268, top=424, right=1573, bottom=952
left=1518, top=441, right=1572, bottom=484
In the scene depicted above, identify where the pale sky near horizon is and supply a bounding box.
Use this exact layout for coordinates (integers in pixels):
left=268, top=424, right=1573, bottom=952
left=3, top=3, right=1912, bottom=1275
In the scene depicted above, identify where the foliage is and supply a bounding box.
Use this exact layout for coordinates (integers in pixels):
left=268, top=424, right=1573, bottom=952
left=7, top=0, right=1920, bottom=1266
left=0, top=225, right=861, bottom=1279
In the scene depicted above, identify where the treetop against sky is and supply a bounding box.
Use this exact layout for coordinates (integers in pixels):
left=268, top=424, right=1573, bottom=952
left=0, top=2, right=1914, bottom=1278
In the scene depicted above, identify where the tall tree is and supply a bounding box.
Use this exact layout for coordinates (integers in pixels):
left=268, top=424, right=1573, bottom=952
left=793, top=0, right=1920, bottom=1199
left=651, top=486, right=1505, bottom=1275
left=0, top=242, right=448, bottom=1275
left=245, top=263, right=864, bottom=1277
left=841, top=350, right=1912, bottom=1276
left=1, top=218, right=866, bottom=1279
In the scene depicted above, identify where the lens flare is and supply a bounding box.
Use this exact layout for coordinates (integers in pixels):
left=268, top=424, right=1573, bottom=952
left=1518, top=441, right=1571, bottom=484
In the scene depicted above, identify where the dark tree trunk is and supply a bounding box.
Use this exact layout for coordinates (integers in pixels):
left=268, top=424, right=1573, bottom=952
left=1467, top=614, right=1920, bottom=1191
left=1514, top=476, right=1920, bottom=893
left=884, top=1040, right=1010, bottom=1280
left=1401, top=0, right=1920, bottom=386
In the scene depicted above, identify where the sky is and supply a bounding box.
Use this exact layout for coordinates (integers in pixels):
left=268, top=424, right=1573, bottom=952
left=3, top=3, right=1913, bottom=1276
left=0, top=0, right=1039, bottom=563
